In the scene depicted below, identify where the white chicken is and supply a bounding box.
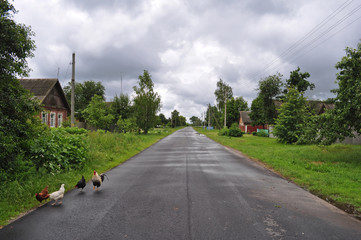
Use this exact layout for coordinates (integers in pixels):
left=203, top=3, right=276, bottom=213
left=49, top=184, right=65, bottom=205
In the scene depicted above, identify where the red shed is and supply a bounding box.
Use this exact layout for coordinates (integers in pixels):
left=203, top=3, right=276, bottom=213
left=239, top=111, right=267, bottom=133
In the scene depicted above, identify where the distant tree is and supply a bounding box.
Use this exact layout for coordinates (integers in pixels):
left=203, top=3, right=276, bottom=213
left=250, top=73, right=283, bottom=126
left=284, top=67, right=314, bottom=94
left=158, top=113, right=169, bottom=126
left=171, top=110, right=180, bottom=128
left=64, top=80, right=105, bottom=121
left=110, top=94, right=132, bottom=123
left=82, top=95, right=114, bottom=130
left=0, top=1, right=39, bottom=177
left=226, top=96, right=249, bottom=127
left=133, top=70, right=161, bottom=134
left=205, top=105, right=222, bottom=128
left=178, top=115, right=187, bottom=126
left=190, top=116, right=202, bottom=126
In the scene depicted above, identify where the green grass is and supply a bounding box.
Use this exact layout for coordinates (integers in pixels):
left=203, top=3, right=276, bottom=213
left=0, top=128, right=178, bottom=227
left=195, top=127, right=361, bottom=215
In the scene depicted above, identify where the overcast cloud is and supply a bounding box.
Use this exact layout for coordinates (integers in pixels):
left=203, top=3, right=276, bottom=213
left=13, top=0, right=361, bottom=120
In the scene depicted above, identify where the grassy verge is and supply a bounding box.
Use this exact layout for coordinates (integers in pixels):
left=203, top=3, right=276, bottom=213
left=0, top=128, right=178, bottom=227
left=195, top=127, right=361, bottom=217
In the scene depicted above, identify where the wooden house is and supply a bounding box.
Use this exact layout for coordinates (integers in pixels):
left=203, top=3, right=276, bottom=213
left=239, top=111, right=267, bottom=133
left=19, top=78, right=70, bottom=127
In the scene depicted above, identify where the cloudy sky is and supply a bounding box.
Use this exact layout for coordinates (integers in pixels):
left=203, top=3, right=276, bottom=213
left=13, top=0, right=361, bottom=120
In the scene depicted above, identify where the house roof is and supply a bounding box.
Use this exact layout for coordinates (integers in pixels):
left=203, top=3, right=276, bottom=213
left=240, top=111, right=252, bottom=124
left=19, top=78, right=70, bottom=110
left=19, top=78, right=58, bottom=102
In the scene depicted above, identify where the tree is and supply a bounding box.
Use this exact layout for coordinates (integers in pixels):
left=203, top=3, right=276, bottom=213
left=110, top=94, right=132, bottom=124
left=226, top=96, right=249, bottom=127
left=329, top=42, right=361, bottom=139
left=214, top=79, right=233, bottom=127
left=190, top=116, right=202, bottom=126
left=82, top=95, right=114, bottom=130
left=250, top=73, right=283, bottom=126
left=171, top=109, right=180, bottom=128
left=273, top=88, right=311, bottom=144
left=158, top=113, right=169, bottom=126
left=133, top=70, right=161, bottom=134
left=64, top=80, right=105, bottom=121
left=0, top=1, right=38, bottom=177
left=284, top=67, right=314, bottom=94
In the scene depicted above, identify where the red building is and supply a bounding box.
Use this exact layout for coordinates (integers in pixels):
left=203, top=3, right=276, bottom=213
left=239, top=111, right=267, bottom=133
left=19, top=78, right=70, bottom=128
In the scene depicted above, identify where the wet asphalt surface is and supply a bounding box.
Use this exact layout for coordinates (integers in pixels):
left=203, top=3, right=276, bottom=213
left=1, top=127, right=361, bottom=240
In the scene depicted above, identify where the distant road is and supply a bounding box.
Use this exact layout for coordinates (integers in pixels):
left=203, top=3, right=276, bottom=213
left=1, top=127, right=360, bottom=239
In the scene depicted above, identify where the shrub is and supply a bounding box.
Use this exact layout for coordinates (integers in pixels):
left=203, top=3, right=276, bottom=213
left=219, top=127, right=229, bottom=136
left=219, top=123, right=243, bottom=137
left=256, top=130, right=269, bottom=137
left=29, top=128, right=88, bottom=173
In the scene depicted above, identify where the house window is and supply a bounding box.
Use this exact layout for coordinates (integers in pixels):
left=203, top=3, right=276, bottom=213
left=58, top=113, right=63, bottom=127
left=42, top=112, right=48, bottom=124
left=50, top=112, right=56, bottom=127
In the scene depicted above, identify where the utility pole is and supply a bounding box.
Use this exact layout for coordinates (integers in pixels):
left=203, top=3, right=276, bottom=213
left=208, top=104, right=211, bottom=129
left=224, top=95, right=227, bottom=128
left=71, top=53, right=75, bottom=127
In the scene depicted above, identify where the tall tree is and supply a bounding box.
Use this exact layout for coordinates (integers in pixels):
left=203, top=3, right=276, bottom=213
left=284, top=67, right=314, bottom=94
left=273, top=88, right=311, bottom=144
left=214, top=79, right=233, bottom=127
left=110, top=94, right=132, bottom=123
left=190, top=116, right=202, bottom=126
left=330, top=42, right=361, bottom=139
left=0, top=1, right=38, bottom=176
left=250, top=73, right=282, bottom=126
left=171, top=109, right=180, bottom=128
left=64, top=80, right=105, bottom=121
left=133, top=70, right=161, bottom=134
left=226, top=96, right=248, bottom=127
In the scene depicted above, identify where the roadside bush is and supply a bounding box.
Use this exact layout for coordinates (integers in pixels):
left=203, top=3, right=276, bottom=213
left=29, top=128, right=88, bottom=173
left=219, top=123, right=243, bottom=137
left=256, top=130, right=269, bottom=137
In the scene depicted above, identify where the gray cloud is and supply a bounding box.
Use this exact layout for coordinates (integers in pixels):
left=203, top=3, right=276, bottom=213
left=13, top=0, right=361, bottom=120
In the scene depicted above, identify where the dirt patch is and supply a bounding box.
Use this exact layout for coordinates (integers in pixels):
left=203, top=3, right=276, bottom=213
left=311, top=161, right=324, bottom=165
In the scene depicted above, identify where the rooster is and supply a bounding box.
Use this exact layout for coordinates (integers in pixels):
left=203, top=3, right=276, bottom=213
left=35, top=186, right=50, bottom=203
left=49, top=184, right=65, bottom=205
left=92, top=171, right=108, bottom=191
left=75, top=176, right=86, bottom=191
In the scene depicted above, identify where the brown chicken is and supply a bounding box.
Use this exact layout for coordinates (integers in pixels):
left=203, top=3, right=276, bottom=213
left=35, top=186, right=50, bottom=203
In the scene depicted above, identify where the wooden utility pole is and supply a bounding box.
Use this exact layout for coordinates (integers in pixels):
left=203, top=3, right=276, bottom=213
left=71, top=53, right=75, bottom=127
left=208, top=104, right=211, bottom=129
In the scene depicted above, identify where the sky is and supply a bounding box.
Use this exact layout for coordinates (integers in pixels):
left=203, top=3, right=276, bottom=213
left=12, top=0, right=361, bottom=121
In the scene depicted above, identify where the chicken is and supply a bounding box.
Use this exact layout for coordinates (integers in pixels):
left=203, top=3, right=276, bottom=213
left=35, top=186, right=50, bottom=203
left=92, top=171, right=108, bottom=191
left=75, top=176, right=86, bottom=191
left=49, top=184, right=65, bottom=205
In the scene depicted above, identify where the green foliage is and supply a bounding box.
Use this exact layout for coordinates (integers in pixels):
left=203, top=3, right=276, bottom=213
left=133, top=70, right=161, bottom=134
left=214, top=78, right=233, bottom=111
left=82, top=95, right=114, bottom=130
left=29, top=128, right=88, bottom=174
left=330, top=42, right=361, bottom=139
left=0, top=0, right=38, bottom=178
left=250, top=73, right=282, bottom=125
left=64, top=80, right=105, bottom=121
left=226, top=96, right=249, bottom=127
left=256, top=130, right=269, bottom=137
left=190, top=116, right=202, bottom=126
left=284, top=67, right=314, bottom=94
left=273, top=88, right=311, bottom=144
left=117, top=117, right=138, bottom=133
left=110, top=94, right=132, bottom=124
left=218, top=123, right=243, bottom=137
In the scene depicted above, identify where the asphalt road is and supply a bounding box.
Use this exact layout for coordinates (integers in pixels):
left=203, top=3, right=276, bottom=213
left=1, top=127, right=361, bottom=240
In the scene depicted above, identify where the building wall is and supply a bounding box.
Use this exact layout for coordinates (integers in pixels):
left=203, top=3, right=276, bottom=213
left=38, top=107, right=68, bottom=128
left=240, top=125, right=267, bottom=133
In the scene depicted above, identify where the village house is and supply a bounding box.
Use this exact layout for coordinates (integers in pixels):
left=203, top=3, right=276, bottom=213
left=239, top=111, right=267, bottom=133
left=19, top=78, right=70, bottom=128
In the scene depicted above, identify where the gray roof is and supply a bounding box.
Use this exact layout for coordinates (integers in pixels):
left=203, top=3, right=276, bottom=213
left=240, top=111, right=252, bottom=124
left=19, top=78, right=58, bottom=102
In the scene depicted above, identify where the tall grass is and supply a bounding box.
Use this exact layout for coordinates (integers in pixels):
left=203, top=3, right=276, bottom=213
left=0, top=128, right=177, bottom=227
left=196, top=128, right=361, bottom=215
